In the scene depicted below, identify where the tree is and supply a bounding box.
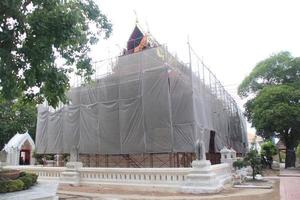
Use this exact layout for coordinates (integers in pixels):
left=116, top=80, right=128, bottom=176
left=0, top=97, right=37, bottom=149
left=260, top=140, right=277, bottom=169
left=0, top=0, right=112, bottom=107
left=296, top=144, right=300, bottom=160
left=238, top=51, right=300, bottom=168
left=244, top=149, right=262, bottom=180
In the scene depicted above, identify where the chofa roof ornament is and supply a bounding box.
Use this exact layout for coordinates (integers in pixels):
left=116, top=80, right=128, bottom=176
left=124, top=19, right=159, bottom=55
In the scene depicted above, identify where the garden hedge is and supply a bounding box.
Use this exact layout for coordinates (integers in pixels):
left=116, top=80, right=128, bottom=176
left=0, top=172, right=38, bottom=193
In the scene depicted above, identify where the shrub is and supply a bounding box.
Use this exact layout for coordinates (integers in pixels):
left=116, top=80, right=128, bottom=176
left=19, top=171, right=27, bottom=177
left=279, top=151, right=286, bottom=163
left=0, top=179, right=24, bottom=193
left=233, top=159, right=246, bottom=170
left=297, top=144, right=300, bottom=159
left=30, top=173, right=38, bottom=183
left=19, top=172, right=37, bottom=189
left=32, top=150, right=44, bottom=164
left=0, top=171, right=38, bottom=193
left=6, top=179, right=24, bottom=192
left=19, top=176, right=32, bottom=189
left=0, top=181, right=8, bottom=193
left=261, top=140, right=277, bottom=168
left=244, top=149, right=262, bottom=180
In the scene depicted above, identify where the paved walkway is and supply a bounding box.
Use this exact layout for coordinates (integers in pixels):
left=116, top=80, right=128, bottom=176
left=58, top=182, right=278, bottom=200
left=280, top=168, right=300, bottom=200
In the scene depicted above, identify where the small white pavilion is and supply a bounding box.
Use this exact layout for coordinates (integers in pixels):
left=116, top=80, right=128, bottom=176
left=3, top=132, right=35, bottom=165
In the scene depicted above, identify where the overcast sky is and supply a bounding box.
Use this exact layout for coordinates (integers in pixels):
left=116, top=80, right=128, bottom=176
left=89, top=0, right=300, bottom=132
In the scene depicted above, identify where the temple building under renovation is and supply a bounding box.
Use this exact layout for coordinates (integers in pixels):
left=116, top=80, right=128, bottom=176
left=35, top=24, right=248, bottom=167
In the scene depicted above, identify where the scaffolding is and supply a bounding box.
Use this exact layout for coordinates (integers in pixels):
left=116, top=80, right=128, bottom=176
left=36, top=44, right=248, bottom=160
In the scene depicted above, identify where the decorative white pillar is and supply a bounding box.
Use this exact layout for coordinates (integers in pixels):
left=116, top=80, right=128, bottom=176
left=220, top=147, right=234, bottom=169
left=230, top=148, right=237, bottom=163
left=30, top=149, right=35, bottom=165
left=60, top=162, right=82, bottom=186
left=181, top=140, right=224, bottom=194
left=60, top=146, right=82, bottom=186
left=0, top=150, right=7, bottom=170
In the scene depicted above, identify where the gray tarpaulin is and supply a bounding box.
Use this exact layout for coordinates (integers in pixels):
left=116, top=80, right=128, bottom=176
left=62, top=106, right=80, bottom=153
left=36, top=46, right=248, bottom=154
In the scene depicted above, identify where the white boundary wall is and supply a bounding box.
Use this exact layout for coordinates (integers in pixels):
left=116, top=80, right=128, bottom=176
left=4, top=164, right=231, bottom=191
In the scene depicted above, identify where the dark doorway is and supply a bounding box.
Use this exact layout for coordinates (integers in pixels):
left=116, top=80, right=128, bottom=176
left=19, top=149, right=30, bottom=165
left=209, top=131, right=216, bottom=153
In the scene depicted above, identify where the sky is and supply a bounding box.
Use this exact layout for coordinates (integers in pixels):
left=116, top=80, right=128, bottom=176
left=89, top=0, right=300, bottom=133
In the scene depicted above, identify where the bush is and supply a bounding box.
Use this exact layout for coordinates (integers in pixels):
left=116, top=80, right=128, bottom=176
left=19, top=176, right=33, bottom=189
left=19, top=172, right=38, bottom=189
left=0, top=172, right=38, bottom=193
left=0, top=181, right=8, bottom=193
left=0, top=179, right=24, bottom=193
left=279, top=151, right=286, bottom=163
left=233, top=159, right=246, bottom=170
left=32, top=150, right=44, bottom=165
left=297, top=144, right=300, bottom=159
left=244, top=149, right=262, bottom=180
left=261, top=140, right=277, bottom=168
left=6, top=179, right=24, bottom=192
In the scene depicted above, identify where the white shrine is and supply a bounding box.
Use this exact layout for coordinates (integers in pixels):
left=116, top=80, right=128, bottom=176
left=2, top=132, right=35, bottom=166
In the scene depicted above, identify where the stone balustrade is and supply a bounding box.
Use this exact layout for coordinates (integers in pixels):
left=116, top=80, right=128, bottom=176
left=78, top=167, right=189, bottom=185
left=4, top=165, right=65, bottom=180
left=211, top=163, right=232, bottom=183
left=4, top=162, right=231, bottom=193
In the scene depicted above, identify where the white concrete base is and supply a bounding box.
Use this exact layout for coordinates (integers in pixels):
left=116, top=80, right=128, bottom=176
left=60, top=162, right=82, bottom=186
left=234, top=185, right=272, bottom=189
left=181, top=160, right=224, bottom=194
left=65, top=162, right=83, bottom=170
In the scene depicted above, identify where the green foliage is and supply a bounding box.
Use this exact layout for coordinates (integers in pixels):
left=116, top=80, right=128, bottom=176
left=19, top=172, right=37, bottom=189
left=238, top=51, right=300, bottom=97
left=261, top=140, right=277, bottom=158
left=0, top=97, right=37, bottom=149
left=6, top=179, right=24, bottom=192
left=18, top=176, right=32, bottom=189
left=0, top=180, right=8, bottom=192
left=297, top=144, right=300, bottom=159
left=279, top=151, right=286, bottom=163
left=261, top=140, right=277, bottom=168
left=32, top=150, right=43, bottom=164
left=238, top=51, right=300, bottom=168
left=244, top=149, right=262, bottom=180
left=0, top=172, right=37, bottom=193
left=0, top=179, right=24, bottom=193
left=245, top=85, right=300, bottom=139
left=233, top=159, right=247, bottom=170
left=0, top=0, right=112, bottom=107
left=62, top=153, right=70, bottom=162
left=45, top=154, right=55, bottom=160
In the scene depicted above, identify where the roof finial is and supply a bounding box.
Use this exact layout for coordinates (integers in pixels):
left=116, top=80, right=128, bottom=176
left=133, top=10, right=139, bottom=24
left=145, top=20, right=150, bottom=34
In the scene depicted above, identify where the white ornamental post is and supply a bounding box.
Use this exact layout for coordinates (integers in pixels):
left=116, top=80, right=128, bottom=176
left=181, top=140, right=224, bottom=194
left=230, top=148, right=237, bottom=163
left=220, top=147, right=233, bottom=168
left=60, top=146, right=83, bottom=186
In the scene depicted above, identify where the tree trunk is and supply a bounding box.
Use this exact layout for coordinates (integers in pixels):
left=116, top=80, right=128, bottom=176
left=283, top=131, right=297, bottom=168
left=285, top=145, right=296, bottom=168
left=252, top=165, right=255, bottom=180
